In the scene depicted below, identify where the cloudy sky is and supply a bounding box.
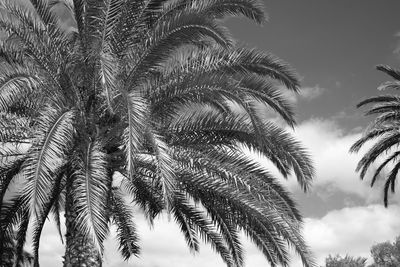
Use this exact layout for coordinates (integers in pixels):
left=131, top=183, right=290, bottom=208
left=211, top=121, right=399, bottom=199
left=30, top=1, right=400, bottom=266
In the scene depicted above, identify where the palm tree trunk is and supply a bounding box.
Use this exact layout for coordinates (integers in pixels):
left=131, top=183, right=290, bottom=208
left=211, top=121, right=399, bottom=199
left=63, top=182, right=102, bottom=267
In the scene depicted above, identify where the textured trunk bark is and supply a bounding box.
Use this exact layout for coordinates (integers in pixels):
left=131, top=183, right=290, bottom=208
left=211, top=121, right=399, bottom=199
left=63, top=182, right=102, bottom=267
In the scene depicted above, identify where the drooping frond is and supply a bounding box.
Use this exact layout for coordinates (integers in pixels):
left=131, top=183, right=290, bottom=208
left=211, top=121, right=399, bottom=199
left=370, top=151, right=400, bottom=188
left=173, top=147, right=302, bottom=221
left=350, top=125, right=394, bottom=153
left=121, top=170, right=164, bottom=223
left=146, top=68, right=296, bottom=126
left=172, top=193, right=235, bottom=266
left=125, top=13, right=233, bottom=86
left=14, top=210, right=30, bottom=265
left=0, top=1, right=64, bottom=85
left=172, top=199, right=200, bottom=253
left=119, top=89, right=149, bottom=180
left=70, top=140, right=110, bottom=253
left=110, top=187, right=140, bottom=260
left=377, top=64, right=400, bottom=81
left=0, top=63, right=39, bottom=112
left=357, top=95, right=400, bottom=108
left=87, top=0, right=125, bottom=112
left=383, top=160, right=400, bottom=206
left=168, top=105, right=314, bottom=191
left=21, top=107, right=75, bottom=218
left=0, top=158, right=24, bottom=212
left=162, top=46, right=300, bottom=92
left=174, top=163, right=314, bottom=267
left=352, top=65, right=400, bottom=206
left=32, top=165, right=66, bottom=266
left=145, top=130, right=176, bottom=210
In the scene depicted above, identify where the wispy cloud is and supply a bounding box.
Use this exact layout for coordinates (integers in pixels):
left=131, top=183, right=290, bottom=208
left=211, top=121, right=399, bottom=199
left=300, top=85, right=326, bottom=100
left=283, top=85, right=326, bottom=104
left=394, top=31, right=400, bottom=55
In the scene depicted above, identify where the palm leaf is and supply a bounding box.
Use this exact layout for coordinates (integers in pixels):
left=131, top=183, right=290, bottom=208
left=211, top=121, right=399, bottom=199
left=119, top=89, right=149, bottom=180
left=71, top=140, right=110, bottom=253
left=377, top=64, right=400, bottom=81
left=22, top=107, right=75, bottom=219
left=110, top=187, right=140, bottom=260
left=32, top=165, right=66, bottom=266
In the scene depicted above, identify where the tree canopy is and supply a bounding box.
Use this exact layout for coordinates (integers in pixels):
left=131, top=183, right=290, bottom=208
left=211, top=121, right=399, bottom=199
left=0, top=0, right=315, bottom=267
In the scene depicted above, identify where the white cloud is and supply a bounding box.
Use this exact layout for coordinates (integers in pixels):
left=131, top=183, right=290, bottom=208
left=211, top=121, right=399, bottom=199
left=278, top=118, right=396, bottom=203
left=300, top=85, right=326, bottom=100
left=304, top=204, right=400, bottom=266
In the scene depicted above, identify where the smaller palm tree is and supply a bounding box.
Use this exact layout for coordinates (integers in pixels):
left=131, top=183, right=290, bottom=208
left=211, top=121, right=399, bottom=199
left=350, top=65, right=400, bottom=206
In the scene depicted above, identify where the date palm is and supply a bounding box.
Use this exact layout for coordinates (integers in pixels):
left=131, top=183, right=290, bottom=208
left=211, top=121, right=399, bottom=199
left=351, top=65, right=400, bottom=206
left=0, top=0, right=315, bottom=267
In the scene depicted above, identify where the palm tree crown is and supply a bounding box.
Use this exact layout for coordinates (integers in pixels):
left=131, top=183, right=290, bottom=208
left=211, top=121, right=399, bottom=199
left=0, top=0, right=315, bottom=266
left=351, top=65, right=400, bottom=206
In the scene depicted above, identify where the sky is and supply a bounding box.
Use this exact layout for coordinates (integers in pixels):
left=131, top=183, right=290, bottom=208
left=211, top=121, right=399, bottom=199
left=17, top=0, right=400, bottom=266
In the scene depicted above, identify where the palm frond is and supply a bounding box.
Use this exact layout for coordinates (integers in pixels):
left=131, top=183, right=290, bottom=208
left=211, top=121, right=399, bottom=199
left=356, top=132, right=400, bottom=179
left=168, top=106, right=314, bottom=191
left=158, top=0, right=266, bottom=26
left=121, top=171, right=164, bottom=223
left=357, top=95, right=400, bottom=108
left=145, top=130, right=176, bottom=210
left=0, top=1, right=64, bottom=80
left=377, top=81, right=400, bottom=91
left=119, top=89, right=149, bottom=180
left=350, top=126, right=394, bottom=153
left=164, top=47, right=300, bottom=91
left=14, top=210, right=30, bottom=266
left=0, top=158, right=24, bottom=212
left=370, top=151, right=400, bottom=188
left=377, top=64, right=400, bottom=81
left=98, top=51, right=118, bottom=112
left=172, top=195, right=200, bottom=253
left=353, top=66, right=400, bottom=206
left=383, top=160, right=400, bottom=206
left=32, top=165, right=66, bottom=266
left=71, top=140, right=110, bottom=254
left=125, top=13, right=233, bottom=86
left=173, top=147, right=302, bottom=220
left=22, top=107, right=75, bottom=219
left=110, top=187, right=140, bottom=260
left=0, top=64, right=38, bottom=112
left=172, top=194, right=234, bottom=266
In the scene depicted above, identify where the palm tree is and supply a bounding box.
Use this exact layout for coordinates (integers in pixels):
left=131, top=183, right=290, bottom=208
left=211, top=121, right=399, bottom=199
left=350, top=65, right=400, bottom=206
left=0, top=0, right=315, bottom=267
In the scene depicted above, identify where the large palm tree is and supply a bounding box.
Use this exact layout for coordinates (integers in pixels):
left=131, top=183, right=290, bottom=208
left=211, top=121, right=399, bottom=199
left=351, top=65, right=400, bottom=206
left=0, top=0, right=315, bottom=267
